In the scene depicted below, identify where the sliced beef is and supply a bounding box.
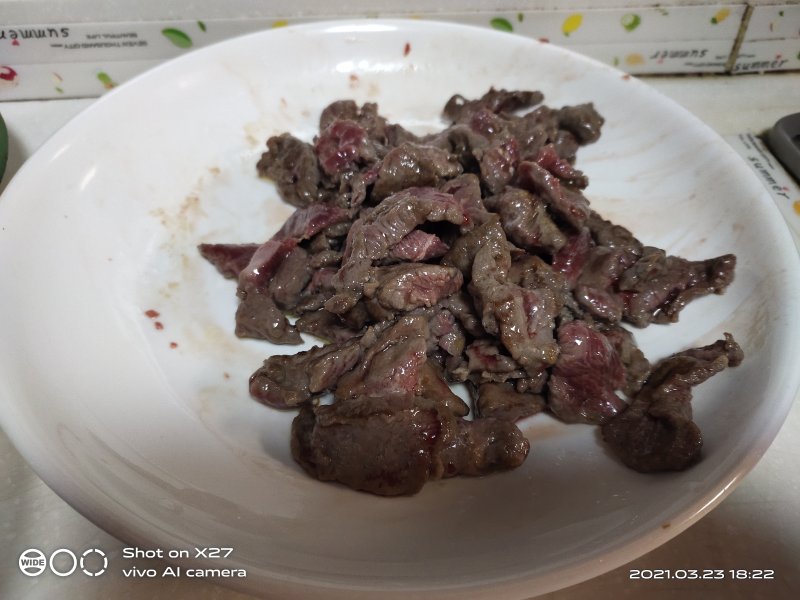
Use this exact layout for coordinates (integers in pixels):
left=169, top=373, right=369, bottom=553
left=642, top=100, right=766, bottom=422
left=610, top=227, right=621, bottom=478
left=547, top=320, right=627, bottom=424
left=272, top=203, right=351, bottom=242
left=201, top=89, right=742, bottom=496
left=389, top=229, right=450, bottom=261
left=518, top=160, right=591, bottom=229
left=270, top=246, right=312, bottom=310
left=556, top=103, right=605, bottom=145
left=292, top=396, right=528, bottom=496
left=249, top=337, right=363, bottom=408
left=363, top=264, right=463, bottom=312
left=198, top=243, right=259, bottom=279
left=314, top=119, right=377, bottom=178
left=372, top=143, right=462, bottom=201
left=471, top=242, right=561, bottom=376
left=474, top=382, right=546, bottom=422
left=257, top=133, right=324, bottom=207
left=619, top=249, right=737, bottom=327
left=443, top=88, right=544, bottom=122
left=484, top=187, right=567, bottom=255
left=234, top=289, right=301, bottom=344
left=602, top=334, right=743, bottom=472
left=440, top=174, right=492, bottom=227
left=326, top=187, right=468, bottom=314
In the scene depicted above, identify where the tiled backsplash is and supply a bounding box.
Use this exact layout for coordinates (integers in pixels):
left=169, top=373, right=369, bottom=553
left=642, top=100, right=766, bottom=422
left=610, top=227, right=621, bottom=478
left=1, top=1, right=798, bottom=100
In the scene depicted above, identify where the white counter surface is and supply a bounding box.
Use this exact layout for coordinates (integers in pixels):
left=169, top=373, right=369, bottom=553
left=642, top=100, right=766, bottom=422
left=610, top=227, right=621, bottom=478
left=1, top=72, right=799, bottom=600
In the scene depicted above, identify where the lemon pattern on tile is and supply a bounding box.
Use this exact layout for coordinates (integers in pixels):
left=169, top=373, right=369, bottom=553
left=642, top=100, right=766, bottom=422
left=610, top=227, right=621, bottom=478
left=562, top=14, right=583, bottom=37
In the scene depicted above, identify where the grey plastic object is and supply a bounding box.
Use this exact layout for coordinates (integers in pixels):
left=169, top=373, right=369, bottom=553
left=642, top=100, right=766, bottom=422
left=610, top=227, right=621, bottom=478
left=768, top=113, right=800, bottom=181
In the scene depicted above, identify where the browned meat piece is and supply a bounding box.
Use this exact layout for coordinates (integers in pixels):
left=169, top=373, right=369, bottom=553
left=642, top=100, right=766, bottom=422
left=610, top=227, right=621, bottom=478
left=471, top=242, right=561, bottom=376
left=237, top=237, right=298, bottom=292
left=363, top=264, right=463, bottom=312
left=315, top=119, right=378, bottom=177
left=441, top=215, right=508, bottom=280
left=294, top=309, right=362, bottom=343
left=326, top=187, right=468, bottom=314
left=292, top=396, right=528, bottom=496
left=389, top=229, right=449, bottom=261
left=506, top=105, right=558, bottom=161
left=291, top=317, right=526, bottom=496
left=372, top=143, right=462, bottom=200
left=334, top=316, right=429, bottom=402
left=256, top=133, right=324, bottom=207
left=474, top=382, right=546, bottom=422
left=572, top=246, right=635, bottom=323
left=270, top=246, right=312, bottom=310
left=547, top=320, right=627, bottom=424
left=518, top=160, right=591, bottom=229
left=440, top=174, right=492, bottom=226
left=465, top=340, right=524, bottom=381
left=443, top=88, right=544, bottom=122
left=596, top=322, right=651, bottom=396
left=602, top=334, right=743, bottom=472
left=557, top=103, right=605, bottom=144
left=200, top=89, right=742, bottom=495
left=619, top=248, right=737, bottom=327
left=235, top=289, right=301, bottom=344
left=533, top=144, right=589, bottom=189
left=198, top=243, right=259, bottom=279
left=484, top=187, right=567, bottom=254
left=272, top=203, right=351, bottom=241
left=551, top=228, right=592, bottom=289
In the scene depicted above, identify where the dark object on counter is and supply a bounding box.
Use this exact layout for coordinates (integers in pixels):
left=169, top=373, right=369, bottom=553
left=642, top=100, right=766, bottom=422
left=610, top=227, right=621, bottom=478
left=768, top=113, right=800, bottom=181
left=0, top=112, right=8, bottom=184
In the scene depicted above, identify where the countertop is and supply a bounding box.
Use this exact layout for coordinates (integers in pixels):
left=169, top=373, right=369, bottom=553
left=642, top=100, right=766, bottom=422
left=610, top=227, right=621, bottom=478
left=1, top=72, right=799, bottom=600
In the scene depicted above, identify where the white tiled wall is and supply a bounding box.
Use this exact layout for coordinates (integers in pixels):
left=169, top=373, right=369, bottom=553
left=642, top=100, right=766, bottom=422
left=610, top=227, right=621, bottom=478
left=1, top=1, right=798, bottom=100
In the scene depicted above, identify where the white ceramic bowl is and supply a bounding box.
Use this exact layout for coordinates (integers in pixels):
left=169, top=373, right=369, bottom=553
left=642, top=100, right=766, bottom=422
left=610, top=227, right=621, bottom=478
left=1, top=20, right=799, bottom=599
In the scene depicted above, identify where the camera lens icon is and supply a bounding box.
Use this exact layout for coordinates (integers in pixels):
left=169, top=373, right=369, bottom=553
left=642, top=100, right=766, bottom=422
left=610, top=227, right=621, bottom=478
left=18, top=549, right=47, bottom=577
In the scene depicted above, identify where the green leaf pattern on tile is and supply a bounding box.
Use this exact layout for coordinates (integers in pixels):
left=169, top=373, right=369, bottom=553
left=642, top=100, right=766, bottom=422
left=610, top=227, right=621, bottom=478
left=97, top=71, right=116, bottom=89
left=198, top=21, right=207, bottom=32
left=490, top=17, right=514, bottom=32
left=162, top=28, right=193, bottom=49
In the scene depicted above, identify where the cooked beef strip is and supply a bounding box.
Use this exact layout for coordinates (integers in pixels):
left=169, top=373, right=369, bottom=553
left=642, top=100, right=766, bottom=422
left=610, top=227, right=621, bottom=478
left=484, top=187, right=567, bottom=255
left=272, top=203, right=351, bottom=241
left=547, top=320, right=627, bottom=425
left=234, top=289, right=301, bottom=344
left=619, top=248, right=737, bottom=327
left=314, top=119, right=377, bottom=178
left=249, top=337, right=364, bottom=408
left=292, top=395, right=529, bottom=496
left=326, top=187, right=468, bottom=314
left=270, top=246, right=312, bottom=310
left=517, top=160, right=591, bottom=229
left=443, top=88, right=544, bottom=122
left=199, top=89, right=742, bottom=495
left=372, top=143, right=463, bottom=201
left=470, top=240, right=561, bottom=376
left=362, top=263, right=464, bottom=312
left=595, top=322, right=651, bottom=396
left=256, top=133, right=325, bottom=207
left=441, top=215, right=507, bottom=279
left=602, top=334, right=743, bottom=472
left=291, top=316, right=527, bottom=496
left=556, top=103, right=605, bottom=145
left=198, top=243, right=259, bottom=279
left=474, top=382, right=546, bottom=422
left=440, top=174, right=492, bottom=227
left=389, top=229, right=450, bottom=261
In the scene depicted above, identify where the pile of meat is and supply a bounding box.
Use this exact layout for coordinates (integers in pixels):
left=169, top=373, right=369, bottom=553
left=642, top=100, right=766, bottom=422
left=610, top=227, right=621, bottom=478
left=199, top=89, right=743, bottom=496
